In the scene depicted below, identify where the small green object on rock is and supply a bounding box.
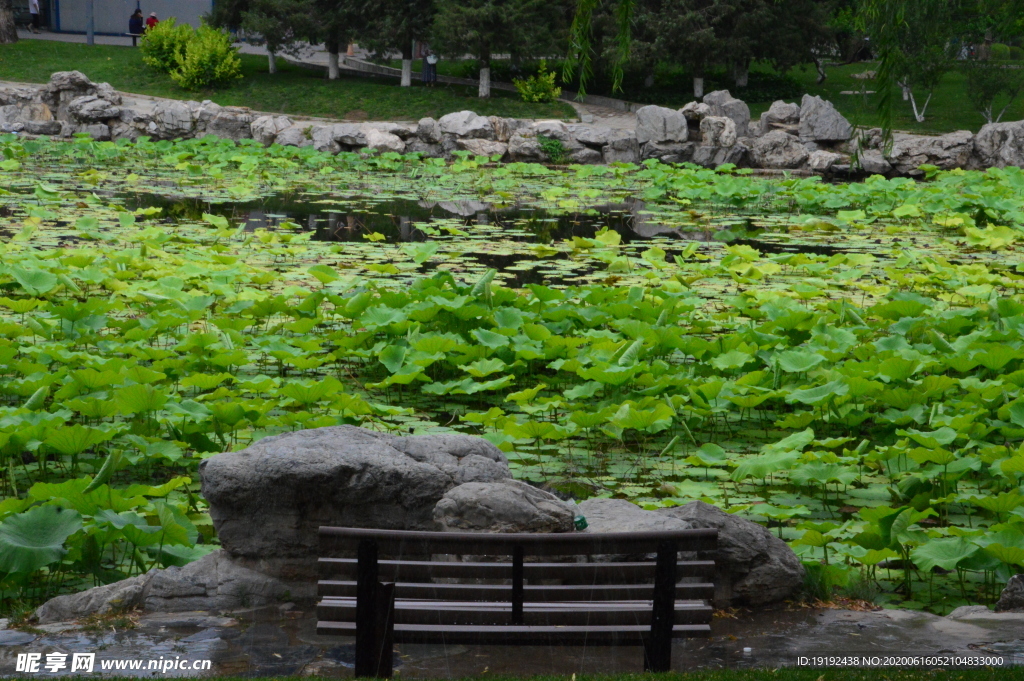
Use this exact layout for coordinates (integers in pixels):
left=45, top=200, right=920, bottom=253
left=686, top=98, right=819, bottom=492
left=574, top=515, right=588, bottom=531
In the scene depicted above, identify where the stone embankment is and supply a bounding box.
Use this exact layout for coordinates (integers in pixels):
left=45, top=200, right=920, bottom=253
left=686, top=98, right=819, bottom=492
left=1, top=70, right=1021, bottom=176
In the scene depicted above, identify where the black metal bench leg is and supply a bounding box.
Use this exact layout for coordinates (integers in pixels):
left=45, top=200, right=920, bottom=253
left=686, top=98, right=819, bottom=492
left=355, top=539, right=379, bottom=678
left=374, top=582, right=396, bottom=678
left=644, top=540, right=677, bottom=672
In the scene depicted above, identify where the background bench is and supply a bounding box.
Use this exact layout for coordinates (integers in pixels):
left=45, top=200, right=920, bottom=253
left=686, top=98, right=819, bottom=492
left=317, top=526, right=719, bottom=677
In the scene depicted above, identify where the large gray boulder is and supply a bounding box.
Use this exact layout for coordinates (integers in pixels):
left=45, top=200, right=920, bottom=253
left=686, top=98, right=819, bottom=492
left=799, top=94, right=853, bottom=142
left=434, top=479, right=574, bottom=533
left=438, top=110, right=493, bottom=139
left=642, top=141, right=695, bottom=164
left=66, top=95, right=120, bottom=123
left=859, top=149, right=892, bottom=175
left=41, top=71, right=121, bottom=120
left=757, top=100, right=801, bottom=136
left=509, top=132, right=546, bottom=162
left=703, top=90, right=750, bottom=137
left=199, top=425, right=509, bottom=560
left=251, top=115, right=293, bottom=145
left=150, top=100, right=194, bottom=139
left=700, top=116, right=737, bottom=147
left=205, top=108, right=254, bottom=141
left=34, top=550, right=298, bottom=623
left=971, top=120, right=1024, bottom=168
left=636, top=105, right=688, bottom=144
left=274, top=125, right=312, bottom=148
left=416, top=117, right=442, bottom=144
left=576, top=499, right=803, bottom=607
left=331, top=122, right=368, bottom=147
left=658, top=501, right=805, bottom=607
left=602, top=133, right=641, bottom=164
left=457, top=138, right=508, bottom=158
left=681, top=101, right=713, bottom=124
left=887, top=130, right=973, bottom=175
left=364, top=128, right=406, bottom=153
left=751, top=129, right=809, bottom=169
left=807, top=149, right=844, bottom=173
left=311, top=125, right=341, bottom=154
left=997, top=574, right=1024, bottom=612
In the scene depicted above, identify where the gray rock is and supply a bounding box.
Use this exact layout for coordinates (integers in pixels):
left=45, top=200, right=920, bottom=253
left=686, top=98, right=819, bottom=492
left=758, top=100, right=801, bottom=136
left=680, top=101, right=713, bottom=123
left=703, top=90, right=750, bottom=137
left=887, top=130, right=973, bottom=175
left=369, top=122, right=415, bottom=140
left=568, top=147, right=603, bottom=164
left=570, top=125, right=610, bottom=147
left=250, top=115, right=293, bottom=145
left=416, top=117, right=442, bottom=144
left=23, top=120, right=62, bottom=136
left=636, top=105, right=688, bottom=144
left=274, top=125, right=312, bottom=148
left=66, top=95, right=120, bottom=123
left=434, top=479, right=574, bottom=533
left=531, top=119, right=573, bottom=142
left=34, top=550, right=301, bottom=623
left=438, top=110, right=493, bottom=139
left=807, top=149, right=844, bottom=173
left=199, top=425, right=509, bottom=559
left=150, top=100, right=194, bottom=139
left=700, top=116, right=737, bottom=147
left=971, top=120, right=1024, bottom=169
left=34, top=574, right=149, bottom=623
left=508, top=132, right=547, bottom=162
left=311, top=125, right=341, bottom=154
left=331, top=123, right=368, bottom=146
left=578, top=499, right=692, bottom=534
left=406, top=139, right=444, bottom=157
left=364, top=128, right=406, bottom=153
left=997, top=574, right=1024, bottom=612
left=0, top=630, right=37, bottom=645
left=205, top=108, right=254, bottom=140
left=457, top=138, right=507, bottom=158
left=41, top=71, right=120, bottom=119
left=109, top=120, right=141, bottom=141
left=642, top=141, right=695, bottom=164
left=658, top=501, right=804, bottom=607
left=859, top=149, right=892, bottom=175
left=75, top=123, right=111, bottom=141
left=751, top=130, right=809, bottom=169
left=947, top=605, right=993, bottom=618
left=799, top=94, right=853, bottom=142
left=602, top=133, right=641, bottom=164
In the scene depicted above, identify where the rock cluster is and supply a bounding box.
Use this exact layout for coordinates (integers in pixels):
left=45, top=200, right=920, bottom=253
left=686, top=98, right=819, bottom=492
left=34, top=425, right=806, bottom=622
left=6, top=71, right=1021, bottom=175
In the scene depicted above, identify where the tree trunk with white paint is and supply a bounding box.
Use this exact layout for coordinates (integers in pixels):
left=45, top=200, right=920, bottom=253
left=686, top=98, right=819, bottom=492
left=0, top=0, right=18, bottom=44
left=479, top=67, right=491, bottom=97
left=693, top=76, right=704, bottom=99
left=733, top=62, right=748, bottom=88
left=268, top=51, right=278, bottom=74
left=327, top=39, right=340, bottom=80
left=401, top=60, right=412, bottom=87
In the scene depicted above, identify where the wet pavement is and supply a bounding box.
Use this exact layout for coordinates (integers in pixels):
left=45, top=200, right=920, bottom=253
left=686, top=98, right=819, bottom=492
left=2, top=605, right=1023, bottom=677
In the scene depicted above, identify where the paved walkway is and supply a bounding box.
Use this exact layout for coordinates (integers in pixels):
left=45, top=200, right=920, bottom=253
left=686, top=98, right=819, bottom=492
left=13, top=29, right=637, bottom=127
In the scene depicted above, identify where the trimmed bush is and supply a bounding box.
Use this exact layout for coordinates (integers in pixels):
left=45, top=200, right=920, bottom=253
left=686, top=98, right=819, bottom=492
left=169, top=26, right=243, bottom=91
left=513, top=60, right=562, bottom=103
left=139, top=18, right=194, bottom=73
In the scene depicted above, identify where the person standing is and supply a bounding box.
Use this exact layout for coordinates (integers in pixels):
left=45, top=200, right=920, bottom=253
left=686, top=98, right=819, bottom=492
left=28, top=0, right=41, bottom=33
left=145, top=12, right=159, bottom=31
left=129, top=9, right=143, bottom=45
left=422, top=50, right=438, bottom=87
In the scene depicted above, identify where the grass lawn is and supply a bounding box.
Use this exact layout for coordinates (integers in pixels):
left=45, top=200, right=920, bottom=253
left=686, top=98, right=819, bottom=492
left=0, top=40, right=576, bottom=121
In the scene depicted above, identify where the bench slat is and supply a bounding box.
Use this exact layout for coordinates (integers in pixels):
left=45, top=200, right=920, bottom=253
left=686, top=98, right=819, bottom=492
left=318, top=597, right=712, bottom=626
left=320, top=527, right=717, bottom=556
left=318, top=557, right=716, bottom=582
left=318, top=580, right=715, bottom=601
left=316, top=621, right=711, bottom=644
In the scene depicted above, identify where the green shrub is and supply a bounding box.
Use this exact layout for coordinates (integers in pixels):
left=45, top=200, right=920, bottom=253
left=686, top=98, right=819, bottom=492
left=1011, top=46, right=1024, bottom=61
left=537, top=134, right=567, bottom=164
left=169, top=26, right=243, bottom=91
left=991, top=42, right=1011, bottom=60
left=139, top=18, right=194, bottom=73
left=513, top=60, right=562, bottom=103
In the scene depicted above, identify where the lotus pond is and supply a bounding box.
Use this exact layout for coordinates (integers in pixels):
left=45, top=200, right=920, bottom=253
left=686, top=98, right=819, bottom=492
left=4, top=134, right=1024, bottom=616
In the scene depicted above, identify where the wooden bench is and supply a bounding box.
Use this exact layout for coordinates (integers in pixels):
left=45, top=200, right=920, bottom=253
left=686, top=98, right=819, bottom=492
left=317, top=526, right=718, bottom=677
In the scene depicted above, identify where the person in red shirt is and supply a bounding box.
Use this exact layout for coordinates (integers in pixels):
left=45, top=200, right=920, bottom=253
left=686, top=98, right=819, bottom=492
left=145, top=13, right=159, bottom=31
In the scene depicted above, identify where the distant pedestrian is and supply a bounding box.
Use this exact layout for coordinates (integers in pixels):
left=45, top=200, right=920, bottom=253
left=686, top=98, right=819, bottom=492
left=28, top=0, right=41, bottom=33
left=422, top=50, right=438, bottom=87
left=129, top=9, right=144, bottom=36
left=145, top=13, right=159, bottom=31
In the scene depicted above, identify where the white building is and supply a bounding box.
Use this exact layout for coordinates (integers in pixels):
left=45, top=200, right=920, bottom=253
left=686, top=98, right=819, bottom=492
left=39, top=0, right=212, bottom=34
